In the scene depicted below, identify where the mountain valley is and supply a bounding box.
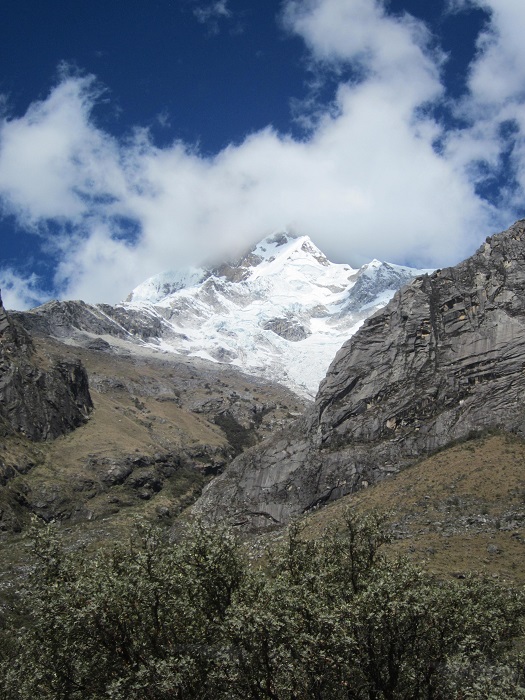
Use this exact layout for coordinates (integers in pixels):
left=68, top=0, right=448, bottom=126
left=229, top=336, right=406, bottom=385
left=0, top=319, right=305, bottom=536
left=195, top=220, right=525, bottom=532
left=0, top=224, right=524, bottom=585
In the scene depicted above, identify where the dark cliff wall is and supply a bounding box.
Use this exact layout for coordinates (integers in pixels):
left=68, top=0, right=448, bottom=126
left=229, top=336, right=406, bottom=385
left=0, top=295, right=93, bottom=441
left=194, top=219, right=525, bottom=527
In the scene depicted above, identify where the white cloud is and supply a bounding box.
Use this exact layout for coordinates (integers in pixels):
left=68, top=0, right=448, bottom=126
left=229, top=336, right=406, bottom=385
left=442, top=0, right=525, bottom=211
left=0, top=76, right=126, bottom=225
left=282, top=0, right=443, bottom=86
left=0, top=0, right=524, bottom=309
left=462, top=0, right=525, bottom=107
left=0, top=268, right=48, bottom=311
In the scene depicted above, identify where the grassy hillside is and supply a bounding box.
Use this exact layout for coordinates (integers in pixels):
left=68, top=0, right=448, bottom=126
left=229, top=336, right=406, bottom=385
left=301, top=431, right=525, bottom=583
left=0, top=333, right=306, bottom=537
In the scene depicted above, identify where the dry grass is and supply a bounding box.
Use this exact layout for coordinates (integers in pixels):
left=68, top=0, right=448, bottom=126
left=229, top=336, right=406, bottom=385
left=302, top=432, right=525, bottom=584
left=0, top=333, right=307, bottom=547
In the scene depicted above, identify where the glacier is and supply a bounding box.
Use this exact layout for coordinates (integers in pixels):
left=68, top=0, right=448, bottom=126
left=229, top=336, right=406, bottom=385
left=122, top=232, right=432, bottom=398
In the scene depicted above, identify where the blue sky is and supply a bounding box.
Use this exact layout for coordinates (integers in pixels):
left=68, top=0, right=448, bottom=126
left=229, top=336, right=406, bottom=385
left=1, top=0, right=525, bottom=309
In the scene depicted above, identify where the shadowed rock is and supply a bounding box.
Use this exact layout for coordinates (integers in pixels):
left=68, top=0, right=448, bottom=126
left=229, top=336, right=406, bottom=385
left=0, top=293, right=93, bottom=440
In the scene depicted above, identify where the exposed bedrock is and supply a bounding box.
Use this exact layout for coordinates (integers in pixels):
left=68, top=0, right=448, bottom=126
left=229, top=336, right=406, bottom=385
left=194, top=219, right=525, bottom=527
left=0, top=295, right=93, bottom=441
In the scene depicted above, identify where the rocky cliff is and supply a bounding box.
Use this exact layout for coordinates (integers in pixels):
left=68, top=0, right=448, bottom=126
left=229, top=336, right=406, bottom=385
left=0, top=294, right=93, bottom=441
left=194, top=219, right=525, bottom=527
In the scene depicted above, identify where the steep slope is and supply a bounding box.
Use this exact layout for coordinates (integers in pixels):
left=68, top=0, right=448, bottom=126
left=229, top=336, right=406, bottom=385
left=205, top=432, right=524, bottom=583
left=17, top=233, right=428, bottom=398
left=0, top=329, right=305, bottom=534
left=0, top=293, right=92, bottom=441
left=193, top=219, right=525, bottom=527
left=301, top=431, right=525, bottom=584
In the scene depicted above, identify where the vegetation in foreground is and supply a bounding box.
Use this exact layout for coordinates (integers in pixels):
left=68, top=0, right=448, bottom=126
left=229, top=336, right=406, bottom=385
left=0, top=512, right=524, bottom=699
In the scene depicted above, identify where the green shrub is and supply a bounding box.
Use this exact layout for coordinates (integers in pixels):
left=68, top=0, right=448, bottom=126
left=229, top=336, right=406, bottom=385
left=0, top=512, right=523, bottom=699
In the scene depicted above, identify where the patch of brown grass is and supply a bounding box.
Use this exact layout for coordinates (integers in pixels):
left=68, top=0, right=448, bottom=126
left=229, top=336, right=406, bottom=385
left=302, top=432, right=525, bottom=583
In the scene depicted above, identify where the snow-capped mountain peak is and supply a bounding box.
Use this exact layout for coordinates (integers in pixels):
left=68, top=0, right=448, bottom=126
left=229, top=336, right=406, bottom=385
left=125, top=267, right=207, bottom=304
left=126, top=232, right=350, bottom=305
left=121, top=232, right=431, bottom=397
left=249, top=232, right=328, bottom=268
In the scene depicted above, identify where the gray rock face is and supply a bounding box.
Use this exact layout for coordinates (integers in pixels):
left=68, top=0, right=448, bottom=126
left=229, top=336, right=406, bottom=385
left=194, top=219, right=525, bottom=527
left=14, top=299, right=167, bottom=343
left=0, top=295, right=93, bottom=440
left=263, top=318, right=311, bottom=342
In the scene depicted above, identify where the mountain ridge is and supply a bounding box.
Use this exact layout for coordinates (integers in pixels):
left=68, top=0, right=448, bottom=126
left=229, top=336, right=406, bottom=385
left=16, top=232, right=430, bottom=398
left=193, top=219, right=525, bottom=528
left=0, top=292, right=92, bottom=442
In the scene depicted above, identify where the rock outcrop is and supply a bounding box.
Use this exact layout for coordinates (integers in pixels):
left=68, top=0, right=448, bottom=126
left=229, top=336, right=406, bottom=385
left=194, top=219, right=525, bottom=527
left=0, top=333, right=305, bottom=534
left=12, top=299, right=166, bottom=342
left=0, top=294, right=93, bottom=440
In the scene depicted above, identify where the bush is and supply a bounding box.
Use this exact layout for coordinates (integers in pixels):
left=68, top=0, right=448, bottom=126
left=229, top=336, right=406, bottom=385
left=0, top=512, right=523, bottom=699
left=0, top=520, right=244, bottom=699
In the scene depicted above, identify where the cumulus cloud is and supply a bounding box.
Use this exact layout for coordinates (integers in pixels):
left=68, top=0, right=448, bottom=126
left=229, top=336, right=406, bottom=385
left=282, top=0, right=442, bottom=84
left=0, top=0, right=524, bottom=308
left=460, top=0, right=525, bottom=106
left=0, top=76, right=126, bottom=225
left=449, top=0, right=525, bottom=206
left=0, top=268, right=49, bottom=311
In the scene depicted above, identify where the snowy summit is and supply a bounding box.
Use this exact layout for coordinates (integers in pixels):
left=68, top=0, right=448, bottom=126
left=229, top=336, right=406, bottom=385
left=122, top=232, right=431, bottom=397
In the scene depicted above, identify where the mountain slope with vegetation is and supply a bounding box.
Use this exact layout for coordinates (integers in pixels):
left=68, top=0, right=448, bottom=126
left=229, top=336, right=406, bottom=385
left=300, top=430, right=525, bottom=585
left=0, top=323, right=305, bottom=536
